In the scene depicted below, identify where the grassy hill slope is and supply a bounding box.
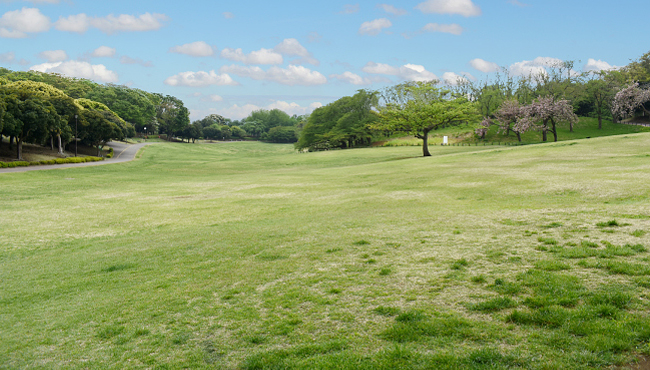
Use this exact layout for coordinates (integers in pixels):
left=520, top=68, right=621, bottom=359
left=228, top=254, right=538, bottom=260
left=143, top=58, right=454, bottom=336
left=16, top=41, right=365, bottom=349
left=1, top=138, right=650, bottom=369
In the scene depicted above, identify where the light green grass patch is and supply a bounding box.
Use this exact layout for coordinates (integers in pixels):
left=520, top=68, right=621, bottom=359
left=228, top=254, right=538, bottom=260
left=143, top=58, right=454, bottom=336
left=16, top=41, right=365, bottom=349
left=3, top=137, right=650, bottom=368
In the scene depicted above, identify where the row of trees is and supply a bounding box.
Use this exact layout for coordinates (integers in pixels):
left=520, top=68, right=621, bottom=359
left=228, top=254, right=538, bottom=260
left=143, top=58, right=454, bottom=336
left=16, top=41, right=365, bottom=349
left=294, top=50, right=650, bottom=156
left=0, top=79, right=133, bottom=159
left=0, top=68, right=192, bottom=159
left=187, top=109, right=306, bottom=144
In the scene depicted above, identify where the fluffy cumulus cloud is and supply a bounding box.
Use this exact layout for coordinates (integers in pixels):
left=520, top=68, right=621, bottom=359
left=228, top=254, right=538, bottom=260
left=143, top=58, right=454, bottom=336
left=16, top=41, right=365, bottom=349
left=442, top=72, right=470, bottom=85
left=30, top=61, right=118, bottom=83
left=220, top=48, right=283, bottom=65
left=509, top=57, right=563, bottom=76
left=0, top=7, right=51, bottom=38
left=164, top=70, right=238, bottom=87
left=55, top=12, right=168, bottom=34
left=329, top=71, right=372, bottom=85
left=416, top=0, right=481, bottom=16
left=378, top=4, right=407, bottom=16
left=38, top=49, right=67, bottom=62
left=421, top=23, right=463, bottom=35
left=219, top=64, right=327, bottom=86
left=583, top=58, right=619, bottom=72
left=359, top=18, right=392, bottom=36
left=362, top=62, right=437, bottom=82
left=169, top=41, right=214, bottom=57
left=470, top=58, right=500, bottom=73
left=274, top=38, right=319, bottom=66
left=92, top=46, right=116, bottom=58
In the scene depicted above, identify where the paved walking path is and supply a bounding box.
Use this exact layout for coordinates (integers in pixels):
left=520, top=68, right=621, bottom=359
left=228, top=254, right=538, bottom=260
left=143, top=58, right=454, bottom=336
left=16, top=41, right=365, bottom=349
left=0, top=141, right=152, bottom=174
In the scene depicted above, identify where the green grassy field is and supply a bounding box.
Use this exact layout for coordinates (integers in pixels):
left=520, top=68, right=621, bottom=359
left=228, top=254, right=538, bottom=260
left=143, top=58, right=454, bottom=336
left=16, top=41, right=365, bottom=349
left=2, top=137, right=650, bottom=369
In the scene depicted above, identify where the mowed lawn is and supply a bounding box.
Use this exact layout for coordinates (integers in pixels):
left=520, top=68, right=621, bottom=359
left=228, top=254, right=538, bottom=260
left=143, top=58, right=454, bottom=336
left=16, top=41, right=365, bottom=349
left=1, top=137, right=650, bottom=369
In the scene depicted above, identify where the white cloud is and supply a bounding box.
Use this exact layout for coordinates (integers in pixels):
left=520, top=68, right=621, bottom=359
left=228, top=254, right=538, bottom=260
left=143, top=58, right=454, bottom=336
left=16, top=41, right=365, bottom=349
left=0, top=28, right=26, bottom=38
left=55, top=12, right=168, bottom=34
left=207, top=94, right=223, bottom=102
left=0, top=51, right=15, bottom=63
left=169, top=41, right=214, bottom=57
left=120, top=55, right=153, bottom=67
left=509, top=57, right=563, bottom=76
left=416, top=0, right=481, bottom=16
left=583, top=58, right=619, bottom=72
left=378, top=4, right=407, bottom=16
left=469, top=58, right=500, bottom=73
left=0, top=7, right=50, bottom=38
left=442, top=72, right=470, bottom=85
left=421, top=23, right=463, bottom=35
left=223, top=12, right=234, bottom=19
left=220, top=48, right=283, bottom=65
left=274, top=38, right=319, bottom=66
left=38, top=49, right=67, bottom=62
left=340, top=4, right=360, bottom=14
left=92, top=13, right=168, bottom=34
left=359, top=18, right=392, bottom=36
left=362, top=62, right=437, bottom=82
left=219, top=104, right=261, bottom=120
left=164, top=70, right=238, bottom=87
left=330, top=71, right=372, bottom=85
left=53, top=13, right=90, bottom=33
left=25, top=0, right=60, bottom=3
left=92, top=46, right=116, bottom=58
left=30, top=61, right=118, bottom=83
left=219, top=64, right=327, bottom=86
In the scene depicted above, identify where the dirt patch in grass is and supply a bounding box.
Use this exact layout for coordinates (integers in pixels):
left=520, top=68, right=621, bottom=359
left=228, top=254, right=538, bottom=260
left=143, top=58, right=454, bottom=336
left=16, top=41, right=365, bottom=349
left=623, top=355, right=650, bottom=370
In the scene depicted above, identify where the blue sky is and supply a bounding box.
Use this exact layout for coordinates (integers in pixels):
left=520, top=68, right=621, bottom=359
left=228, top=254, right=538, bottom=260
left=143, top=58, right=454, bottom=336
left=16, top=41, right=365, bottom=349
left=0, top=0, right=648, bottom=121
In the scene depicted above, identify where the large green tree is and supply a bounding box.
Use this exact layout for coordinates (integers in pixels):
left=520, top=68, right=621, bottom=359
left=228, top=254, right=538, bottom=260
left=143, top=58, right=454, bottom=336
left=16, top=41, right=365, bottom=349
left=373, top=81, right=478, bottom=157
left=296, top=90, right=378, bottom=151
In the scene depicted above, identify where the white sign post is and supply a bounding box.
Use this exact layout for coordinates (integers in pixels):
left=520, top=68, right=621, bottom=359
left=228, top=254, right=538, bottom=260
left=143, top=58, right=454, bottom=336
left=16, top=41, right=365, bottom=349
left=443, top=136, right=448, bottom=145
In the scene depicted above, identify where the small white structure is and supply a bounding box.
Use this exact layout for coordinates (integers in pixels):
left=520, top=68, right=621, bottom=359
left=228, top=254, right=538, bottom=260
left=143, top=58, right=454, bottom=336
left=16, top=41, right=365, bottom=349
left=443, top=136, right=448, bottom=145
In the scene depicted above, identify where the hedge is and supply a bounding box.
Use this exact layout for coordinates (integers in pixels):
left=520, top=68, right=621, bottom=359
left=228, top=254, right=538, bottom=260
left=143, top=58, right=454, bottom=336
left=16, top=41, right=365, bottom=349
left=0, top=156, right=104, bottom=168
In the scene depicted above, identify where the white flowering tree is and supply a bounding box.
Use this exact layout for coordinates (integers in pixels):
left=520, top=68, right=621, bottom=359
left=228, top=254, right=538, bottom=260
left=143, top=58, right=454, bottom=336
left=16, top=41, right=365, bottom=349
left=611, top=82, right=650, bottom=121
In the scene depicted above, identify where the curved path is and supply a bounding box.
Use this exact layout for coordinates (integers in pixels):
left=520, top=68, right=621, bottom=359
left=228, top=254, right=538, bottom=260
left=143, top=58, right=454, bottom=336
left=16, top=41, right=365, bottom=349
left=0, top=141, right=152, bottom=174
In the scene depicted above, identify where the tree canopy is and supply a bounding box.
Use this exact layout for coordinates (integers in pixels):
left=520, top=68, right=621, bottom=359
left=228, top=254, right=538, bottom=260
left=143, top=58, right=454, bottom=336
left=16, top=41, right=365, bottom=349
left=373, top=82, right=478, bottom=156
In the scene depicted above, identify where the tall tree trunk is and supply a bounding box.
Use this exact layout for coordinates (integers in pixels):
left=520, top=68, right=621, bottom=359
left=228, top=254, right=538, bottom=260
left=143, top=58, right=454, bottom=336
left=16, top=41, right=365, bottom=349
left=51, top=135, right=54, bottom=150
left=421, top=129, right=431, bottom=157
left=57, top=134, right=63, bottom=155
left=516, top=131, right=522, bottom=142
left=598, top=114, right=602, bottom=129
left=551, top=120, right=558, bottom=142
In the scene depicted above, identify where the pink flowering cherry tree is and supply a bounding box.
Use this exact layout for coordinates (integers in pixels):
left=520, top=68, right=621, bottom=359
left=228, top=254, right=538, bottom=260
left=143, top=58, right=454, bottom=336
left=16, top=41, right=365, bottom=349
left=515, top=96, right=578, bottom=142
left=611, top=82, right=650, bottom=121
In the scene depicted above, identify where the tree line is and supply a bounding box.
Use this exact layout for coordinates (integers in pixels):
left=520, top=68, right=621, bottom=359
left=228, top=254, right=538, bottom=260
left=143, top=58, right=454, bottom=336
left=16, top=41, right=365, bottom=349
left=295, top=50, right=650, bottom=156
left=186, top=108, right=307, bottom=144
left=0, top=68, right=190, bottom=159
